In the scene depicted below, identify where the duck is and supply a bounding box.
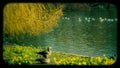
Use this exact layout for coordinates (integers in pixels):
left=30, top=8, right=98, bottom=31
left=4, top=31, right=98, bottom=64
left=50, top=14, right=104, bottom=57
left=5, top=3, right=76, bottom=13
left=37, top=46, right=52, bottom=58
left=110, top=56, right=115, bottom=60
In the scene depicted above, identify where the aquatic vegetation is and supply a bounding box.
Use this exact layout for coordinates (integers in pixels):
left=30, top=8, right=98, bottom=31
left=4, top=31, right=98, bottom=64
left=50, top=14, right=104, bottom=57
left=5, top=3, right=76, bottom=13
left=3, top=45, right=116, bottom=65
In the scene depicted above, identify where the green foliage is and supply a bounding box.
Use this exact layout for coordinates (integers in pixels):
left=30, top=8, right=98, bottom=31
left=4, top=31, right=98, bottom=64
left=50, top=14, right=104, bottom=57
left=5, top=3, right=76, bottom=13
left=3, top=45, right=116, bottom=65
left=52, top=54, right=115, bottom=65
left=3, top=3, right=64, bottom=36
left=3, top=45, right=41, bottom=65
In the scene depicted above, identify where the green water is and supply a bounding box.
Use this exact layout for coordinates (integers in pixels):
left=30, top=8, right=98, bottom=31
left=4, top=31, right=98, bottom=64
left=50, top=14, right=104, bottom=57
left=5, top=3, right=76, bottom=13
left=40, top=7, right=117, bottom=58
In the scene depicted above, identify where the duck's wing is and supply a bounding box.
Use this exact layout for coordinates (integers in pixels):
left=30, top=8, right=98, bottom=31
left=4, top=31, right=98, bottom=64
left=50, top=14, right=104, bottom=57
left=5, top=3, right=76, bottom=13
left=37, top=51, right=48, bottom=55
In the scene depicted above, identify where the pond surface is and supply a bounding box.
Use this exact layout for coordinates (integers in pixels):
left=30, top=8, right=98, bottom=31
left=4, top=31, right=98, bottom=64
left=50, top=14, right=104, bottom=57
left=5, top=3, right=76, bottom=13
left=40, top=8, right=117, bottom=59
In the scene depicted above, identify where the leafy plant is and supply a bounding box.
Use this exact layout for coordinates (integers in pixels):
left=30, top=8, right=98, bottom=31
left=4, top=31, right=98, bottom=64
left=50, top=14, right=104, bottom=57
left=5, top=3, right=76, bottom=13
left=3, top=3, right=64, bottom=36
left=3, top=45, right=41, bottom=65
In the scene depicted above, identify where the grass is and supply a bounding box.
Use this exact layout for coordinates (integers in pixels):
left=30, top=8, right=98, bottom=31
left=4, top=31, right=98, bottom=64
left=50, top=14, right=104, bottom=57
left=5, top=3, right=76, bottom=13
left=3, top=44, right=116, bottom=65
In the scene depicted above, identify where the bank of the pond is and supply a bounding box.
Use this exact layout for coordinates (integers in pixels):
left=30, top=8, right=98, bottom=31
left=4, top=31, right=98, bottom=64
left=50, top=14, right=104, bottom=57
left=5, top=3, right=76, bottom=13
left=3, top=45, right=115, bottom=65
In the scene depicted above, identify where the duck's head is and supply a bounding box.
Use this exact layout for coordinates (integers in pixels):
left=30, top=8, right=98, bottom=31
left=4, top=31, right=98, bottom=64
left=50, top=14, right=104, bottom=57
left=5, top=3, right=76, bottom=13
left=48, top=46, right=52, bottom=51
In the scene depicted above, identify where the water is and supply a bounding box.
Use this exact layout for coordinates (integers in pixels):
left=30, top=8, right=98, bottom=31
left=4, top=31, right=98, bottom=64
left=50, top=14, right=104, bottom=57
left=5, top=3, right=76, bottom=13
left=40, top=9, right=117, bottom=59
